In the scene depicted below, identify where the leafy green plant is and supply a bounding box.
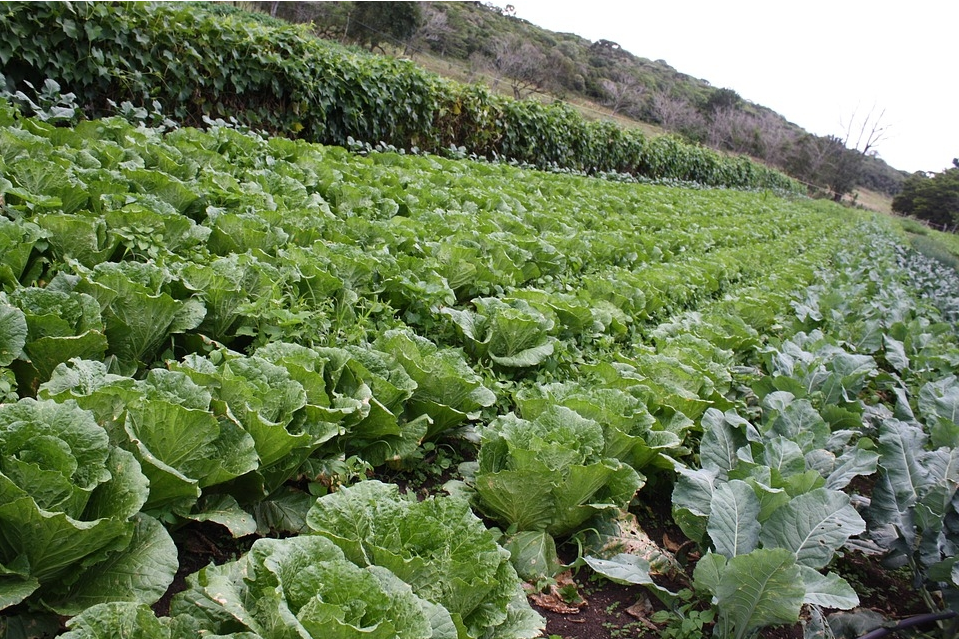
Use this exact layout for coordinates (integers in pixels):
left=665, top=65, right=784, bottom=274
left=0, top=398, right=176, bottom=617
left=306, top=480, right=545, bottom=639
left=173, top=534, right=455, bottom=639
left=0, top=1, right=802, bottom=192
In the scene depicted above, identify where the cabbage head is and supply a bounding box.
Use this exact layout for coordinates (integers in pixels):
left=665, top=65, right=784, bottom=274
left=0, top=398, right=176, bottom=615
left=171, top=534, right=454, bottom=639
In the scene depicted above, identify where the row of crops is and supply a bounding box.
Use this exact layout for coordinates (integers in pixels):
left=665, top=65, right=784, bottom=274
left=0, top=1, right=801, bottom=192
left=0, top=96, right=957, bottom=639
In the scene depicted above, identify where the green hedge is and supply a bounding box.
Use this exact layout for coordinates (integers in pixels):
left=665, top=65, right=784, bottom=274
left=0, top=1, right=801, bottom=192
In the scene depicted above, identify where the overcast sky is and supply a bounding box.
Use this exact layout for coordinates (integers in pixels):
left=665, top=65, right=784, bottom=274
left=499, top=0, right=958, bottom=174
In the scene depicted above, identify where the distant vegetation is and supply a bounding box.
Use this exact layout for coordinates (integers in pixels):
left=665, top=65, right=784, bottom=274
left=255, top=0, right=908, bottom=201
left=0, top=1, right=800, bottom=193
left=893, top=159, right=959, bottom=231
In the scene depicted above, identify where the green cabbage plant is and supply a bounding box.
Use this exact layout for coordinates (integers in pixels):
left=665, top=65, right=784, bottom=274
left=306, top=480, right=544, bottom=639
left=470, top=406, right=643, bottom=580
left=0, top=398, right=176, bottom=616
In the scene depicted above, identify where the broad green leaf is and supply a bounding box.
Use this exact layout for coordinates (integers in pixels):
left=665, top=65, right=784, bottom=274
left=713, top=548, right=804, bottom=639
left=919, top=376, right=959, bottom=430
left=504, top=531, right=559, bottom=582
left=0, top=575, right=40, bottom=611
left=252, top=486, right=313, bottom=535
left=700, top=408, right=747, bottom=477
left=0, top=303, right=27, bottom=367
left=708, top=480, right=761, bottom=558
left=759, top=488, right=866, bottom=569
left=882, top=334, right=910, bottom=372
left=876, top=418, right=928, bottom=511
left=45, top=514, right=177, bottom=615
left=670, top=464, right=719, bottom=544
left=798, top=566, right=859, bottom=610
left=584, top=553, right=677, bottom=604
left=691, top=551, right=726, bottom=596
left=474, top=466, right=557, bottom=532
left=770, top=399, right=829, bottom=453
left=37, top=213, right=117, bottom=268
left=825, top=447, right=879, bottom=491
left=183, top=494, right=257, bottom=538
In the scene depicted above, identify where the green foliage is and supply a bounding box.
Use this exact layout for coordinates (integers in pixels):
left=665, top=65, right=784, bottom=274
left=172, top=534, right=453, bottom=639
left=0, top=1, right=800, bottom=192
left=347, top=1, right=423, bottom=51
left=892, top=159, right=959, bottom=229
left=0, top=398, right=176, bottom=616
left=4, top=96, right=954, bottom=638
left=305, top=480, right=545, bottom=639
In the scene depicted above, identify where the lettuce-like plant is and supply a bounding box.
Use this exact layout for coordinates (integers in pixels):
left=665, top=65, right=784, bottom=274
left=306, top=480, right=544, bottom=639
left=40, top=359, right=260, bottom=521
left=9, top=286, right=107, bottom=386
left=473, top=406, right=643, bottom=540
left=171, top=534, right=455, bottom=639
left=375, top=328, right=496, bottom=440
left=0, top=398, right=176, bottom=616
left=441, top=297, right=555, bottom=368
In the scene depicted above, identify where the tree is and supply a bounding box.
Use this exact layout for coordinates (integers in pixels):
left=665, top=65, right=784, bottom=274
left=485, top=36, right=549, bottom=99
left=346, top=2, right=423, bottom=52
left=892, top=160, right=959, bottom=230
left=841, top=104, right=889, bottom=158
left=706, top=106, right=758, bottom=155
left=650, top=91, right=705, bottom=138
left=599, top=72, right=645, bottom=117
left=704, top=87, right=742, bottom=114
left=404, top=3, right=454, bottom=57
left=752, top=110, right=796, bottom=167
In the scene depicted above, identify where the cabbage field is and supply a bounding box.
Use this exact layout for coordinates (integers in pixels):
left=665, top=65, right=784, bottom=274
left=0, top=96, right=957, bottom=639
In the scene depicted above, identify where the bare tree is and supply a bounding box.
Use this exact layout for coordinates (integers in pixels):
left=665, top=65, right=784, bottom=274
left=706, top=106, right=758, bottom=154
left=599, top=72, right=645, bottom=117
left=650, top=91, right=704, bottom=135
left=486, top=37, right=549, bottom=99
left=404, top=3, right=454, bottom=57
left=752, top=110, right=796, bottom=167
left=841, top=104, right=889, bottom=157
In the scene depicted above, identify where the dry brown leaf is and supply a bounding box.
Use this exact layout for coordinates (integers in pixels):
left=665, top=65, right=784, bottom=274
left=528, top=571, right=587, bottom=615
left=662, top=532, right=682, bottom=553
left=529, top=591, right=583, bottom=615
left=626, top=594, right=659, bottom=631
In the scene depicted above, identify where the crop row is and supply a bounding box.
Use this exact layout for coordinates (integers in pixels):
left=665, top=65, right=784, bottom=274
left=2, top=99, right=954, bottom=638
left=0, top=1, right=800, bottom=192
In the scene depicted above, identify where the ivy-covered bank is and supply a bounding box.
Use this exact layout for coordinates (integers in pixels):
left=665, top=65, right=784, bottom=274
left=0, top=1, right=800, bottom=192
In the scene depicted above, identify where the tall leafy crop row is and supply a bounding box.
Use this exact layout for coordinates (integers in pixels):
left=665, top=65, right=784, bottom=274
left=3, top=95, right=954, bottom=638
left=0, top=1, right=801, bottom=192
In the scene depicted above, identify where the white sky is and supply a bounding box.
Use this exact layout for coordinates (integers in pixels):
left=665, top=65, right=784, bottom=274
left=499, top=0, right=958, bottom=174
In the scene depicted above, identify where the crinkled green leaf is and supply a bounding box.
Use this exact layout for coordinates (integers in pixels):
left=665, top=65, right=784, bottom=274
left=59, top=602, right=170, bottom=639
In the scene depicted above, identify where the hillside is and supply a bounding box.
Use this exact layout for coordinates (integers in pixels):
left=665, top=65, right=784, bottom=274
left=256, top=0, right=907, bottom=200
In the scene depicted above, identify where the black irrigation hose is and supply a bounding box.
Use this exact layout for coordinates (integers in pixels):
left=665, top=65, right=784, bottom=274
left=857, top=612, right=958, bottom=639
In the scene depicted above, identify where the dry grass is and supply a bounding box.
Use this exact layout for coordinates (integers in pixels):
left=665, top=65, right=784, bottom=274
left=846, top=188, right=893, bottom=214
